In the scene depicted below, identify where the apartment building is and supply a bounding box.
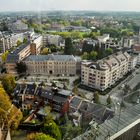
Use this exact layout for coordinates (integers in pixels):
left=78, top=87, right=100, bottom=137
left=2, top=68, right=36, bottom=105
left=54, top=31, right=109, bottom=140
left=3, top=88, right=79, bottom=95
left=81, top=52, right=131, bottom=91
left=97, top=34, right=110, bottom=43
left=31, top=34, right=43, bottom=55
left=24, top=54, right=77, bottom=76
left=43, top=34, right=63, bottom=47
left=0, top=32, right=24, bottom=53
left=6, top=34, right=42, bottom=74
left=11, top=20, right=28, bottom=31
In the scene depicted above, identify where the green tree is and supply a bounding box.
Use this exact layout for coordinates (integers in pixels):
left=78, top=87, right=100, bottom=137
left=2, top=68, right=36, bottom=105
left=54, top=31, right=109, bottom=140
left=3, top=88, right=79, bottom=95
left=60, top=113, right=81, bottom=139
left=42, top=119, right=62, bottom=140
left=71, top=32, right=83, bottom=39
left=89, top=51, right=98, bottom=60
left=105, top=48, right=113, bottom=56
left=1, top=75, right=16, bottom=96
left=42, top=48, right=50, bottom=55
left=82, top=41, right=94, bottom=53
left=15, top=61, right=27, bottom=75
left=81, top=52, right=89, bottom=60
left=72, top=85, right=78, bottom=95
left=64, top=37, right=74, bottom=55
left=27, top=133, right=56, bottom=140
left=107, top=95, right=112, bottom=105
left=23, top=38, right=28, bottom=43
left=1, top=51, right=9, bottom=63
left=17, top=40, right=22, bottom=47
left=94, top=91, right=100, bottom=104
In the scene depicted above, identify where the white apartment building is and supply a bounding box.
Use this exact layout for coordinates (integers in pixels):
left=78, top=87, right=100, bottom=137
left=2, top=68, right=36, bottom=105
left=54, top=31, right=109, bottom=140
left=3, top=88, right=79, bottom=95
left=43, top=34, right=63, bottom=47
left=24, top=54, right=77, bottom=76
left=97, top=34, right=110, bottom=43
left=31, top=34, right=43, bottom=54
left=81, top=52, right=131, bottom=91
left=11, top=20, right=28, bottom=31
left=0, top=32, right=24, bottom=53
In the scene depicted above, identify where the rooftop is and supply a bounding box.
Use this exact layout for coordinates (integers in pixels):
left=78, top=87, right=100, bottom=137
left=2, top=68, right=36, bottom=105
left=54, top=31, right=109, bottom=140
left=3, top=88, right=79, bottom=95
left=11, top=42, right=30, bottom=55
left=73, top=103, right=140, bottom=140
left=25, top=54, right=76, bottom=62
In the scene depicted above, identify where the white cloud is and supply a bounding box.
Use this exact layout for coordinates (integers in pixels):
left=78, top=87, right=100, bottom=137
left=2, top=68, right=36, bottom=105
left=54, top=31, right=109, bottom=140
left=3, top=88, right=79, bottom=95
left=0, top=0, right=140, bottom=11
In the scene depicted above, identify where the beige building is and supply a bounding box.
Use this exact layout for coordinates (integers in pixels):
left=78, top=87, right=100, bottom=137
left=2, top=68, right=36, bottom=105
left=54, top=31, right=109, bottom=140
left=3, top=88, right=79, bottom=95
left=24, top=54, right=77, bottom=76
left=81, top=52, right=131, bottom=91
left=6, top=35, right=42, bottom=74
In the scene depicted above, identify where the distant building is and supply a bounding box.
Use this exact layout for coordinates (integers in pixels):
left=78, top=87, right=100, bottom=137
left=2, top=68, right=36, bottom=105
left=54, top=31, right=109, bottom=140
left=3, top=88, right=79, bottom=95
left=131, top=44, right=140, bottom=64
left=121, top=37, right=135, bottom=48
left=0, top=31, right=24, bottom=53
left=43, top=34, right=64, bottom=47
left=11, top=20, right=28, bottom=31
left=97, top=34, right=110, bottom=43
left=64, top=26, right=91, bottom=32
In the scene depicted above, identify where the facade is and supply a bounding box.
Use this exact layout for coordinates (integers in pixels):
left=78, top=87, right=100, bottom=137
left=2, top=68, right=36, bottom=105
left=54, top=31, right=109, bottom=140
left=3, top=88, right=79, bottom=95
left=0, top=32, right=24, bottom=53
left=131, top=44, right=140, bottom=65
left=13, top=84, right=72, bottom=114
left=97, top=34, right=110, bottom=43
left=43, top=34, right=63, bottom=47
left=25, top=54, right=77, bottom=76
left=5, top=34, right=42, bottom=74
left=11, top=20, right=28, bottom=31
left=81, top=52, right=131, bottom=91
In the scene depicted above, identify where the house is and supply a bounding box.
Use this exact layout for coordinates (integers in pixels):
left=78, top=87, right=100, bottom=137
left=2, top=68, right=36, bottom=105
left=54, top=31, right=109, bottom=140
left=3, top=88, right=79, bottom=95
left=13, top=83, right=73, bottom=114
left=69, top=96, right=114, bottom=126
left=40, top=87, right=73, bottom=114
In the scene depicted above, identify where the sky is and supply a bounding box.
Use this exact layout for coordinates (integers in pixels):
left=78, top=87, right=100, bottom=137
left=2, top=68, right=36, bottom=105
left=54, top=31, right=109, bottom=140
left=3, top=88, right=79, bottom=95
left=0, top=0, right=140, bottom=12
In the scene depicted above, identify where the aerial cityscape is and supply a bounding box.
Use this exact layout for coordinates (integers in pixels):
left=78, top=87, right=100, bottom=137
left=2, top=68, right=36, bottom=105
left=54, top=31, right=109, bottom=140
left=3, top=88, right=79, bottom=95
left=0, top=0, right=140, bottom=140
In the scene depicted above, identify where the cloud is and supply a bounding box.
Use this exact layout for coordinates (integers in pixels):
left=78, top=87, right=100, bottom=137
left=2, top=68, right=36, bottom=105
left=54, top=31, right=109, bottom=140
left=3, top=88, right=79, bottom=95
left=0, top=0, right=140, bottom=11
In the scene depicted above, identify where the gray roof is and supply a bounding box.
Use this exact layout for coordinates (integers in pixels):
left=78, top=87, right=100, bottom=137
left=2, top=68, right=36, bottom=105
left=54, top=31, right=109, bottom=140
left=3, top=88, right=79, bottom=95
left=58, top=89, right=72, bottom=97
left=73, top=103, right=140, bottom=140
left=25, top=54, right=76, bottom=62
left=10, top=42, right=30, bottom=55
left=6, top=54, right=19, bottom=63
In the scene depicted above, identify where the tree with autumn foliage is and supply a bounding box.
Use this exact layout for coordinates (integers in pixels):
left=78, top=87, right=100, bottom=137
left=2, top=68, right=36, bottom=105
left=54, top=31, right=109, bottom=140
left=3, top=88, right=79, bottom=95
left=1, top=74, right=16, bottom=97
left=0, top=85, right=23, bottom=129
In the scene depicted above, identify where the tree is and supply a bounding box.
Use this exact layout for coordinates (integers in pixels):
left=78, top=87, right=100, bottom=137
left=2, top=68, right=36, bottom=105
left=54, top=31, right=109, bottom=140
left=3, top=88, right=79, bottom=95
left=105, top=48, right=113, bottom=56
left=23, top=38, right=28, bottom=43
left=94, top=92, right=100, bottom=104
left=89, top=51, right=98, bottom=60
left=27, top=133, right=56, bottom=140
left=1, top=51, right=9, bottom=63
left=0, top=86, right=22, bottom=129
left=17, top=40, right=22, bottom=47
left=64, top=37, right=74, bottom=55
left=71, top=32, right=83, bottom=39
left=42, top=119, right=62, bottom=140
left=72, top=85, right=78, bottom=95
left=81, top=52, right=89, bottom=60
left=60, top=113, right=81, bottom=139
left=41, top=48, right=49, bottom=55
left=107, top=95, right=112, bottom=105
left=1, top=75, right=16, bottom=96
left=82, top=41, right=94, bottom=53
left=15, top=61, right=27, bottom=75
